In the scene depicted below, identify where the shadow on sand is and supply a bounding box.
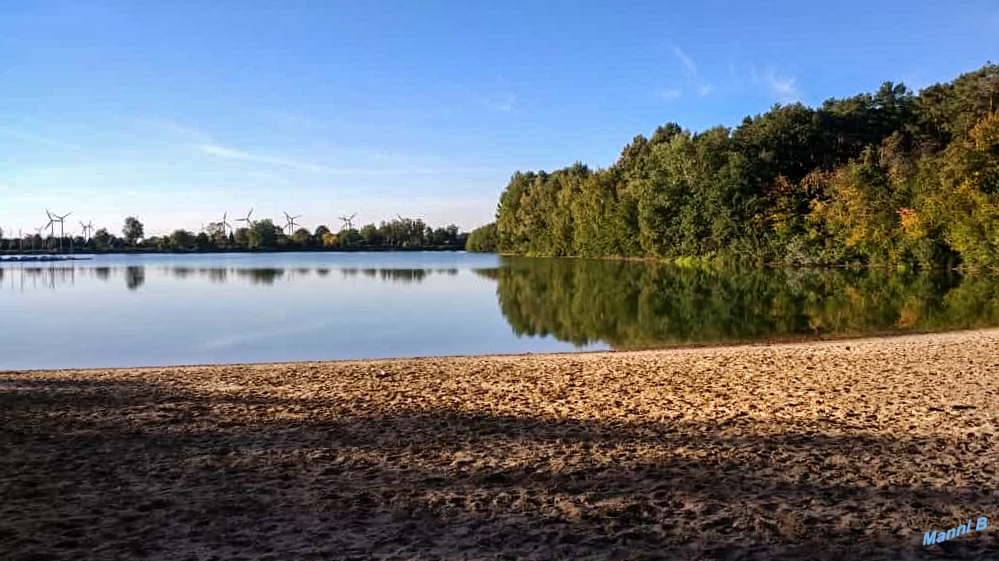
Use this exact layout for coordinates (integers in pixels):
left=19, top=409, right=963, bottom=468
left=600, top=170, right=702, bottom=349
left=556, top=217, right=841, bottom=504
left=1, top=376, right=996, bottom=560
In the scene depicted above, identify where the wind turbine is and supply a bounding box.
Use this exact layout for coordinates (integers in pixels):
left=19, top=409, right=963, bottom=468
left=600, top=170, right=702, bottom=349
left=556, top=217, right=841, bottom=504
left=45, top=210, right=71, bottom=251
left=45, top=210, right=56, bottom=240
left=80, top=220, right=94, bottom=241
left=217, top=212, right=233, bottom=236
left=234, top=208, right=254, bottom=228
left=55, top=211, right=72, bottom=252
left=339, top=213, right=357, bottom=231
left=283, top=211, right=301, bottom=234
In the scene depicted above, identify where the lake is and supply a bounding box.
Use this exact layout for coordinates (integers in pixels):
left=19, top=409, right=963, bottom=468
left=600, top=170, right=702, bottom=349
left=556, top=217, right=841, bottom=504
left=2, top=252, right=998, bottom=370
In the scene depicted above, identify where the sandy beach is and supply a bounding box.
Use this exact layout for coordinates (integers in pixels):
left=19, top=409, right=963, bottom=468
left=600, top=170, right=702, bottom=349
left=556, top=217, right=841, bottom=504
left=2, top=330, right=998, bottom=560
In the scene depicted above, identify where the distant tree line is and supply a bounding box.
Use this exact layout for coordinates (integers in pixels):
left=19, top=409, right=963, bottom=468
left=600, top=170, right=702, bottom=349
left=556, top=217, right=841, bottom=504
left=0, top=215, right=469, bottom=253
left=485, top=63, right=999, bottom=269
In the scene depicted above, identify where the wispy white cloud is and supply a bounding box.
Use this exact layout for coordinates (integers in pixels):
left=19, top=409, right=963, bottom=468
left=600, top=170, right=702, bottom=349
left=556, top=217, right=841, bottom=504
left=668, top=44, right=713, bottom=98
left=196, top=142, right=504, bottom=177
left=660, top=89, right=682, bottom=101
left=198, top=143, right=248, bottom=159
left=728, top=62, right=741, bottom=88
left=671, top=45, right=700, bottom=81
left=761, top=68, right=801, bottom=103
left=195, top=143, right=324, bottom=172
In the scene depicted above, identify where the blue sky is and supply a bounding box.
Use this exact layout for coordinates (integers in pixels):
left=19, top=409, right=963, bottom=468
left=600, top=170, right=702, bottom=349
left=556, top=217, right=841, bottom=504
left=1, top=1, right=997, bottom=237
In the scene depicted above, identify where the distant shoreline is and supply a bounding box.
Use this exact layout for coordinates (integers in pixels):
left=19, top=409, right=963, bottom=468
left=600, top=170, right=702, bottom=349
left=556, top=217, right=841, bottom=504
left=0, top=246, right=469, bottom=256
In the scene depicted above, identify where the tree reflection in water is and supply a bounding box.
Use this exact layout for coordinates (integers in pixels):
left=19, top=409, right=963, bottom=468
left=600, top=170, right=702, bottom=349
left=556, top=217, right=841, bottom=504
left=125, top=266, right=145, bottom=291
left=473, top=258, right=999, bottom=349
left=155, top=266, right=459, bottom=286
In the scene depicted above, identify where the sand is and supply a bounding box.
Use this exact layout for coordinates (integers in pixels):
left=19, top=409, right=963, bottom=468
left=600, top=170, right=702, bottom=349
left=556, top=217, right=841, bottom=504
left=2, top=330, right=998, bottom=560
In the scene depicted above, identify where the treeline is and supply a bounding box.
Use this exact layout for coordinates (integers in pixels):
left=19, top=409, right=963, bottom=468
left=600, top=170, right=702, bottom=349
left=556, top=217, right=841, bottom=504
left=486, top=63, right=999, bottom=268
left=475, top=258, right=999, bottom=348
left=0, top=216, right=469, bottom=253
left=466, top=222, right=498, bottom=252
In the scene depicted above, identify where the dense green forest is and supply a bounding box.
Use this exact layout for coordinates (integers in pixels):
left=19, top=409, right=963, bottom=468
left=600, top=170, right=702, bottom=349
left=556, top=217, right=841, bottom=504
left=482, top=64, right=999, bottom=269
left=0, top=216, right=468, bottom=253
left=474, top=258, right=999, bottom=348
left=466, top=222, right=499, bottom=252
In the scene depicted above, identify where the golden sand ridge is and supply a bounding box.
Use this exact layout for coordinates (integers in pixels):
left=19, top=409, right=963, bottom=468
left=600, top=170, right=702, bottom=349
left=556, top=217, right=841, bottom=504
left=2, top=330, right=998, bottom=560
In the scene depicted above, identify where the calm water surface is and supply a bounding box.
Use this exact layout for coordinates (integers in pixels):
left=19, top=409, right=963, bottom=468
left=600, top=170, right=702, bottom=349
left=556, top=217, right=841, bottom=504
left=2, top=252, right=998, bottom=369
